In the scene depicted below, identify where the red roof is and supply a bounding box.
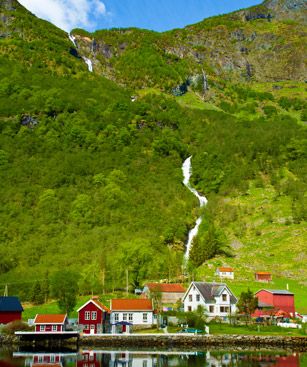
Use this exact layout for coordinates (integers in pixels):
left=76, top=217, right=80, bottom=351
left=92, top=299, right=110, bottom=313
left=218, top=267, right=234, bottom=272
left=146, top=283, right=186, bottom=293
left=256, top=272, right=271, bottom=275
left=34, top=314, right=67, bottom=324
left=111, top=299, right=153, bottom=311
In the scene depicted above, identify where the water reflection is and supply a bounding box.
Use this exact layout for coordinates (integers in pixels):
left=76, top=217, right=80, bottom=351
left=9, top=350, right=304, bottom=367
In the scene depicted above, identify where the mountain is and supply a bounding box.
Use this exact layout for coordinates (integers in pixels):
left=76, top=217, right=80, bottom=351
left=0, top=0, right=306, bottom=309
left=69, top=0, right=306, bottom=90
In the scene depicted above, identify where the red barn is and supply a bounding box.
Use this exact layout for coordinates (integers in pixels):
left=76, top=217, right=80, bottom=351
left=77, top=297, right=110, bottom=334
left=255, top=289, right=295, bottom=316
left=34, top=314, right=67, bottom=332
left=255, top=272, right=272, bottom=282
left=0, top=296, right=23, bottom=324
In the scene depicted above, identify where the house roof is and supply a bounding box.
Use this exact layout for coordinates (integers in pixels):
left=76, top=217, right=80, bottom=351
left=256, top=289, right=294, bottom=295
left=217, top=267, right=234, bottom=272
left=255, top=272, right=271, bottom=275
left=145, top=283, right=186, bottom=293
left=187, top=282, right=237, bottom=304
left=34, top=314, right=67, bottom=324
left=111, top=299, right=153, bottom=311
left=77, top=298, right=110, bottom=313
left=0, top=296, right=23, bottom=312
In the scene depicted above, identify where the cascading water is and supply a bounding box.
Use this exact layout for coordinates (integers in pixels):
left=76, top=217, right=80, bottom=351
left=82, top=57, right=93, bottom=72
left=68, top=33, right=93, bottom=73
left=69, top=33, right=77, bottom=47
left=182, top=156, right=208, bottom=259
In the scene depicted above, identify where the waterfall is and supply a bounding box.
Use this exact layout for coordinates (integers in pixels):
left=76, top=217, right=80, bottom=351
left=182, top=156, right=208, bottom=259
left=69, top=33, right=77, bottom=47
left=82, top=57, right=93, bottom=72
left=68, top=33, right=93, bottom=73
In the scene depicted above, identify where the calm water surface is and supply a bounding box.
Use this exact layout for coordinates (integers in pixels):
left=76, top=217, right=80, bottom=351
left=0, top=349, right=306, bottom=367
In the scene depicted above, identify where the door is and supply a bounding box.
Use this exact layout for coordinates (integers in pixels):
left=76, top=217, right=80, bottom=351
left=90, top=324, right=95, bottom=335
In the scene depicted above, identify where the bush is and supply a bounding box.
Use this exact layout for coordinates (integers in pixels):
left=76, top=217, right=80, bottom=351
left=2, top=320, right=32, bottom=335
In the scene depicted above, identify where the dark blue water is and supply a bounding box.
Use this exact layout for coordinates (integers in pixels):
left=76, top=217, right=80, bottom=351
left=1, top=349, right=306, bottom=367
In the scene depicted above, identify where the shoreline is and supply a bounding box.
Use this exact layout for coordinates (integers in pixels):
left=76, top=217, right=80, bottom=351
left=2, top=334, right=307, bottom=351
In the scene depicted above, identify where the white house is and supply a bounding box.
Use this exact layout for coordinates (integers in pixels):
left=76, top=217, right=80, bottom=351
left=183, top=282, right=237, bottom=319
left=110, top=299, right=155, bottom=333
left=215, top=267, right=234, bottom=279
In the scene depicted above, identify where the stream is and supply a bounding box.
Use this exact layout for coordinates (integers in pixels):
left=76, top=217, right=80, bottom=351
left=182, top=156, right=208, bottom=259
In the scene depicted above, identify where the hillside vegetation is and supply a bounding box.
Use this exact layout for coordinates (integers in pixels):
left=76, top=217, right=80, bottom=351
left=0, top=0, right=306, bottom=310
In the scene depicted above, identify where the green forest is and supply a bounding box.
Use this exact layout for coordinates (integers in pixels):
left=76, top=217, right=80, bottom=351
left=0, top=0, right=306, bottom=306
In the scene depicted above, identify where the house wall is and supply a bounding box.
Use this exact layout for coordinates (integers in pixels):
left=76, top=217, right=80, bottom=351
left=78, top=302, right=104, bottom=334
left=256, top=291, right=295, bottom=314
left=110, top=311, right=154, bottom=325
left=33, top=355, right=61, bottom=363
left=0, top=311, right=22, bottom=324
left=255, top=274, right=272, bottom=282
left=217, top=271, right=234, bottom=279
left=35, top=324, right=63, bottom=332
left=161, top=292, right=185, bottom=304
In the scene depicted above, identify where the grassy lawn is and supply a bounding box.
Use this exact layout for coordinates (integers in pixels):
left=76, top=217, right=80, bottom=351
left=208, top=323, right=307, bottom=336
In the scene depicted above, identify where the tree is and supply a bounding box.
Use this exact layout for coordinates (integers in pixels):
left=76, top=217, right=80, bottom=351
left=237, top=289, right=258, bottom=324
left=30, top=281, right=44, bottom=305
left=50, top=270, right=79, bottom=314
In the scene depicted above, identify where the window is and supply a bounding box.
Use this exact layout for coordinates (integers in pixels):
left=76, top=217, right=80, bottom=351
left=143, top=361, right=148, bottom=367
left=143, top=313, right=148, bottom=322
left=209, top=306, right=214, bottom=313
left=40, top=325, right=45, bottom=332
left=222, top=294, right=227, bottom=302
left=114, top=313, right=119, bottom=321
left=52, top=325, right=57, bottom=332
left=84, top=324, right=89, bottom=330
left=188, top=306, right=192, bottom=312
left=50, top=356, right=55, bottom=363
left=91, top=311, right=97, bottom=320
left=220, top=306, right=229, bottom=313
left=123, top=313, right=127, bottom=321
left=189, top=294, right=193, bottom=302
left=38, top=356, right=43, bottom=363
left=85, top=311, right=90, bottom=320
left=129, top=313, right=133, bottom=322
left=196, top=294, right=200, bottom=302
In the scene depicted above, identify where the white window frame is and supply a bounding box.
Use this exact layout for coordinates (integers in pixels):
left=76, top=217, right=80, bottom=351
left=91, top=311, right=97, bottom=320
left=52, top=325, right=57, bottom=332
left=40, top=325, right=45, bottom=332
left=85, top=311, right=91, bottom=320
left=143, top=313, right=148, bottom=323
left=222, top=294, right=227, bottom=302
left=114, top=313, right=119, bottom=321
left=189, top=294, right=192, bottom=302
left=209, top=305, right=214, bottom=313
left=129, top=313, right=133, bottom=322
left=196, top=294, right=200, bottom=302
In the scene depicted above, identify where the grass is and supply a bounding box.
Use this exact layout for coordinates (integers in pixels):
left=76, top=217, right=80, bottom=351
left=208, top=323, right=307, bottom=336
left=176, top=91, right=221, bottom=111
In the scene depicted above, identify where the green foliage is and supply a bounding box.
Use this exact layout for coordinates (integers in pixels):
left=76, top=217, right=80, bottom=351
left=50, top=270, right=79, bottom=314
left=237, top=289, right=259, bottom=323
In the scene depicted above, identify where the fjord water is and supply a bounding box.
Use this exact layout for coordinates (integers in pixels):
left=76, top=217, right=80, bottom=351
left=3, top=349, right=306, bottom=367
left=182, top=156, right=208, bottom=259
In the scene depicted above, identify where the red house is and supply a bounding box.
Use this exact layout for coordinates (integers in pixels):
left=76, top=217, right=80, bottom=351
left=254, top=289, right=295, bottom=317
left=34, top=314, right=67, bottom=332
left=0, top=296, right=23, bottom=324
left=77, top=297, right=110, bottom=334
left=255, top=272, right=272, bottom=282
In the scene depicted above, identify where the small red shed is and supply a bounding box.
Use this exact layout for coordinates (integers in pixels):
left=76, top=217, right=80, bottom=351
left=255, top=289, right=295, bottom=316
left=77, top=297, right=110, bottom=334
left=34, top=314, right=67, bottom=332
left=255, top=272, right=272, bottom=282
left=0, top=296, right=23, bottom=324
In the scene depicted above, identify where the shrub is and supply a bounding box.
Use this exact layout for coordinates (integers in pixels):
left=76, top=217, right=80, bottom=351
left=2, top=320, right=32, bottom=335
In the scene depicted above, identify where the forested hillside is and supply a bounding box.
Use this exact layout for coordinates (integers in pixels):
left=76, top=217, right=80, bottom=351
left=0, top=0, right=306, bottom=301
